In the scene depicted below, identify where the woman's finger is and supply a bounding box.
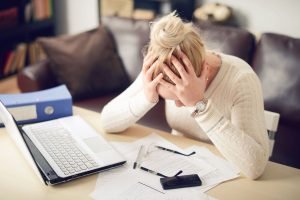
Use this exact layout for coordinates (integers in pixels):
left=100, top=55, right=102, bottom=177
left=142, top=55, right=157, bottom=74
left=145, top=60, right=159, bottom=81
left=162, top=63, right=181, bottom=85
left=180, top=52, right=194, bottom=74
left=159, top=78, right=175, bottom=90
left=171, top=56, right=188, bottom=79
left=151, top=73, right=163, bottom=87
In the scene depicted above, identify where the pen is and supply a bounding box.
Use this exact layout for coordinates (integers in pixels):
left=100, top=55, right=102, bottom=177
left=140, top=166, right=167, bottom=177
left=140, top=166, right=183, bottom=178
left=133, top=145, right=145, bottom=169
left=155, top=145, right=196, bottom=156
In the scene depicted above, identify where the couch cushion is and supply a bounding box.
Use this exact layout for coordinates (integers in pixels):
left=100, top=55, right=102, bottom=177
left=102, top=16, right=151, bottom=81
left=38, top=25, right=130, bottom=100
left=194, top=22, right=255, bottom=64
left=253, top=33, right=300, bottom=169
left=253, top=33, right=300, bottom=124
left=17, top=59, right=57, bottom=92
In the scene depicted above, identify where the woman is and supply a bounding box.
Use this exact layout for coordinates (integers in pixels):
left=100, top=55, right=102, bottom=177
left=101, top=12, right=269, bottom=179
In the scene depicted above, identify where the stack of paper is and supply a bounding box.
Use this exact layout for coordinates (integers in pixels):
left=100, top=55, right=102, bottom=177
left=90, top=133, right=240, bottom=200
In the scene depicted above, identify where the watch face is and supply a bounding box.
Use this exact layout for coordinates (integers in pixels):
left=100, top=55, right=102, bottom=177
left=197, top=102, right=206, bottom=112
left=201, top=103, right=206, bottom=111
left=191, top=98, right=208, bottom=118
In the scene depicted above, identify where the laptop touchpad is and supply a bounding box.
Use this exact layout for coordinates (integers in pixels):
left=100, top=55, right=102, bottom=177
left=83, top=137, right=112, bottom=153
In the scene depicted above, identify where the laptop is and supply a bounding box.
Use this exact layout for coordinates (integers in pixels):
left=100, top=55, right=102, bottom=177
left=0, top=101, right=126, bottom=185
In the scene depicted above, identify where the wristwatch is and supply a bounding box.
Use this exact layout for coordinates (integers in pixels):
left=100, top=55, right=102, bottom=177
left=190, top=97, right=208, bottom=118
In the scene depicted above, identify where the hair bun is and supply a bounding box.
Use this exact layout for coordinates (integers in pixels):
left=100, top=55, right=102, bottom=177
left=150, top=12, right=185, bottom=49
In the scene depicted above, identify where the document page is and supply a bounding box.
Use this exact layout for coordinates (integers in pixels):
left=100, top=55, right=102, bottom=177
left=140, top=147, right=214, bottom=177
left=91, top=133, right=238, bottom=200
left=185, top=146, right=240, bottom=191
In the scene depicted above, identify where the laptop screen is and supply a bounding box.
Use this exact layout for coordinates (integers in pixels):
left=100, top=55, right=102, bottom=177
left=0, top=101, right=45, bottom=184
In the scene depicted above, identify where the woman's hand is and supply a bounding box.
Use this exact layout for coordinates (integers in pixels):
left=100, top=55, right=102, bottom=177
left=142, top=54, right=163, bottom=103
left=159, top=53, right=209, bottom=106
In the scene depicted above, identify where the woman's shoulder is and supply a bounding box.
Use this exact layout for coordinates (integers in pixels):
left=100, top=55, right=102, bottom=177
left=219, top=53, right=256, bottom=77
left=221, top=53, right=252, bottom=70
left=217, top=53, right=261, bottom=87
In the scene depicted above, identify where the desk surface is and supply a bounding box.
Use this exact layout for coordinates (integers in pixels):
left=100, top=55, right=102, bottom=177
left=0, top=107, right=299, bottom=200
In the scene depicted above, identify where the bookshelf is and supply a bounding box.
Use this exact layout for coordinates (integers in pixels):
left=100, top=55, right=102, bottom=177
left=0, top=0, right=55, bottom=80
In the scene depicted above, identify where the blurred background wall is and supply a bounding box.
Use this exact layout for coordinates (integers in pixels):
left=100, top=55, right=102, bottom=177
left=54, top=0, right=300, bottom=38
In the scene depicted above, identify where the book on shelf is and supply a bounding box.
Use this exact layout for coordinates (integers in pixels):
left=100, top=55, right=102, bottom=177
left=3, top=51, right=15, bottom=76
left=0, top=41, right=48, bottom=78
left=10, top=43, right=27, bottom=73
left=0, top=52, right=8, bottom=76
left=32, top=0, right=53, bottom=21
left=0, top=0, right=54, bottom=26
left=16, top=44, right=27, bottom=72
left=2, top=43, right=27, bottom=76
left=9, top=46, right=21, bottom=74
left=0, top=7, right=18, bottom=29
left=24, top=2, right=33, bottom=23
left=0, top=0, right=54, bottom=79
left=28, top=41, right=47, bottom=65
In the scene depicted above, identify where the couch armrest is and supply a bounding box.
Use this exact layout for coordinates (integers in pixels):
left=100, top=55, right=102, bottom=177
left=17, top=59, right=58, bottom=92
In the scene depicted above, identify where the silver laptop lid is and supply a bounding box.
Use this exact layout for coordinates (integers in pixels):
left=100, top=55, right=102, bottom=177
left=0, top=101, right=45, bottom=184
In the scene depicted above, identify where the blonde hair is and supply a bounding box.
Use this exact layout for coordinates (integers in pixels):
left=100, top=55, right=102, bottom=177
left=146, top=11, right=206, bottom=84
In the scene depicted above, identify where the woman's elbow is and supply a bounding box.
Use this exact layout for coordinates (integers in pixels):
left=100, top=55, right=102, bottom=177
left=243, top=155, right=268, bottom=180
left=100, top=115, right=127, bottom=133
left=100, top=112, right=129, bottom=133
left=244, top=168, right=265, bottom=180
left=102, top=125, right=128, bottom=133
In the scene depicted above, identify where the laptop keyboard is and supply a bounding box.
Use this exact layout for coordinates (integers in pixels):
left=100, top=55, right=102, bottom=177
left=29, top=123, right=100, bottom=177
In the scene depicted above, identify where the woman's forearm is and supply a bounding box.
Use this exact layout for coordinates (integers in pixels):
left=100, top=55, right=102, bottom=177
left=101, top=90, right=157, bottom=132
left=193, top=100, right=268, bottom=179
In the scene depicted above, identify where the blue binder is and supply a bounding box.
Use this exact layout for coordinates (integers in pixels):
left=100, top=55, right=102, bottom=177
left=0, top=85, right=73, bottom=125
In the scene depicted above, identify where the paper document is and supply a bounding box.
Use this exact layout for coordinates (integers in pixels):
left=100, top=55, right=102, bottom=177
left=185, top=146, right=240, bottom=191
left=91, top=133, right=238, bottom=200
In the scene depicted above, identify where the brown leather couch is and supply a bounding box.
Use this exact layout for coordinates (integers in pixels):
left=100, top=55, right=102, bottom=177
left=17, top=17, right=300, bottom=169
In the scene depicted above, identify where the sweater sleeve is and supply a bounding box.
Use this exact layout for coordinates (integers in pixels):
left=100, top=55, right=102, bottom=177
left=191, top=73, right=269, bottom=179
left=101, top=73, right=157, bottom=133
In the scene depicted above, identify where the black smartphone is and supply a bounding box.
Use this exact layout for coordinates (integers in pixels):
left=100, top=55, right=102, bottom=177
left=160, top=174, right=202, bottom=190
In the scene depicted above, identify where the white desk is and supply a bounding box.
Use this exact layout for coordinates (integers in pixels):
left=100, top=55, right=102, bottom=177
left=0, top=107, right=299, bottom=200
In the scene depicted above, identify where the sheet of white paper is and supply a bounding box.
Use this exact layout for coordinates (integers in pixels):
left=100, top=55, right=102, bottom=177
left=140, top=147, right=215, bottom=177
left=184, top=146, right=240, bottom=192
left=92, top=168, right=217, bottom=200
left=112, top=181, right=217, bottom=200
left=91, top=133, right=220, bottom=200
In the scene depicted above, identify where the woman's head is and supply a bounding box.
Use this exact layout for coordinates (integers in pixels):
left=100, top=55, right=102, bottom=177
left=146, top=11, right=206, bottom=84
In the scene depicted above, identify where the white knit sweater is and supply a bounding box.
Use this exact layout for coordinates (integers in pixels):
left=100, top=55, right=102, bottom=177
left=101, top=53, right=269, bottom=179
